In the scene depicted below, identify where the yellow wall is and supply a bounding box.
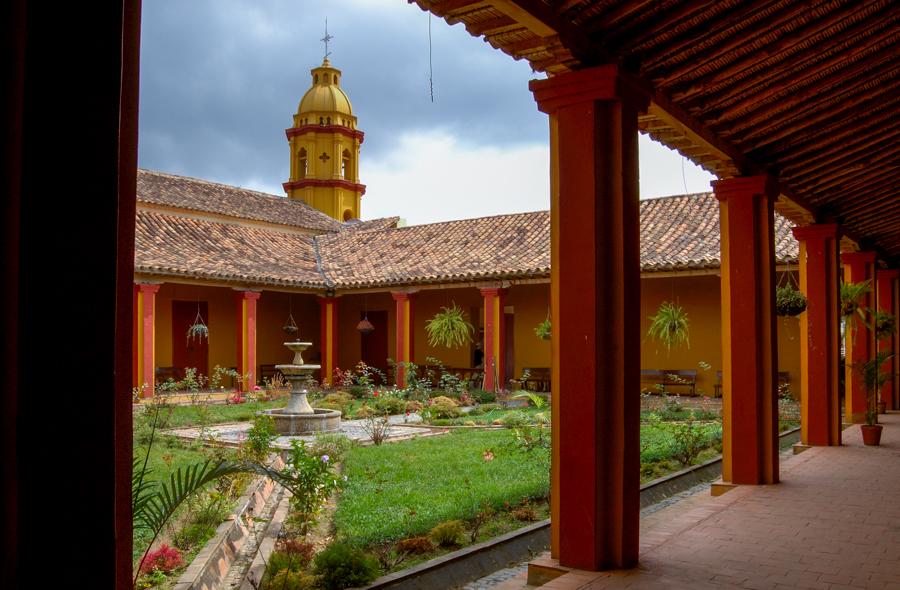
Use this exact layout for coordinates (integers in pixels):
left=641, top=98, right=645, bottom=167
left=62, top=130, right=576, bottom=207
left=257, top=291, right=321, bottom=368
left=506, top=283, right=552, bottom=379
left=155, top=283, right=239, bottom=372
left=413, top=288, right=484, bottom=368
left=335, top=292, right=396, bottom=373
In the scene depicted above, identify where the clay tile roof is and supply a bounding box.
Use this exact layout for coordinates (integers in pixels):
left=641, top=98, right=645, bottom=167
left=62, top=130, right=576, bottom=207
left=640, top=193, right=797, bottom=271
left=340, top=217, right=401, bottom=232
left=134, top=210, right=325, bottom=288
left=317, top=211, right=551, bottom=288
left=137, top=169, right=342, bottom=233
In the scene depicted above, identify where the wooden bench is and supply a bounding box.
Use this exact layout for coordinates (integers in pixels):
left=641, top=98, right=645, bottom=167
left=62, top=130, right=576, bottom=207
left=641, top=369, right=698, bottom=396
left=521, top=367, right=551, bottom=393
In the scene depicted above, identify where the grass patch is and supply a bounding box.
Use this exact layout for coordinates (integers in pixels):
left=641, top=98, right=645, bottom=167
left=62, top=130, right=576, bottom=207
left=157, top=399, right=287, bottom=428
left=334, top=430, right=549, bottom=545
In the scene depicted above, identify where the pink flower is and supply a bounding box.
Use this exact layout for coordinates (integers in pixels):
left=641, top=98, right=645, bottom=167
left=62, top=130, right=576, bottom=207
left=253, top=385, right=261, bottom=391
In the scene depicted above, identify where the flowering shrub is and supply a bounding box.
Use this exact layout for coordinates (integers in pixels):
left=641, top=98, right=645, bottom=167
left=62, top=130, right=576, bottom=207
left=139, top=544, right=183, bottom=575
left=282, top=440, right=342, bottom=536
left=395, top=536, right=433, bottom=555
left=226, top=393, right=246, bottom=405
left=426, top=396, right=460, bottom=419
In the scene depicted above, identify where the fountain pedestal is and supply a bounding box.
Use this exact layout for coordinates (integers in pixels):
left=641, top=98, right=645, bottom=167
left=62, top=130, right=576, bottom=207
left=259, top=341, right=341, bottom=435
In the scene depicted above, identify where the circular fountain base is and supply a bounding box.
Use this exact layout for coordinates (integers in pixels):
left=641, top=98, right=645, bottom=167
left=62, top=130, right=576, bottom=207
left=259, top=408, right=342, bottom=435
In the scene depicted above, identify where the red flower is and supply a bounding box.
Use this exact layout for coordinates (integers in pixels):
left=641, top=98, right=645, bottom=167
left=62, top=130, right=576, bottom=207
left=373, top=391, right=379, bottom=397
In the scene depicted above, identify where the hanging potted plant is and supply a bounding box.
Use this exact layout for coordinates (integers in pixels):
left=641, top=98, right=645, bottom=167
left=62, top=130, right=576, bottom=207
left=534, top=312, right=551, bottom=341
left=840, top=280, right=871, bottom=329
left=282, top=312, right=299, bottom=336
left=425, top=302, right=474, bottom=348
left=357, top=315, right=375, bottom=335
left=646, top=301, right=690, bottom=352
left=186, top=306, right=209, bottom=347
left=775, top=285, right=807, bottom=317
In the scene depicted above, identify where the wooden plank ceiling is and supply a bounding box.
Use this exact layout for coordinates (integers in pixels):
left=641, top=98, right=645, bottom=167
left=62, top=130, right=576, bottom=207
left=409, top=0, right=900, bottom=260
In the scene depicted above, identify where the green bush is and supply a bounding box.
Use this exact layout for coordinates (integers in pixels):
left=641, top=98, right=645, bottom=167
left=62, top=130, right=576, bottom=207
left=267, top=550, right=304, bottom=574
left=318, top=392, right=354, bottom=416
left=428, top=396, right=460, bottom=419
left=346, top=385, right=370, bottom=399
left=309, top=433, right=356, bottom=464
left=429, top=520, right=464, bottom=547
left=313, top=542, right=380, bottom=590
left=373, top=395, right=406, bottom=416
left=264, top=569, right=316, bottom=590
left=500, top=410, right=530, bottom=428
left=242, top=414, right=277, bottom=462
left=470, top=403, right=503, bottom=416
left=173, top=522, right=214, bottom=551
left=470, top=389, right=496, bottom=404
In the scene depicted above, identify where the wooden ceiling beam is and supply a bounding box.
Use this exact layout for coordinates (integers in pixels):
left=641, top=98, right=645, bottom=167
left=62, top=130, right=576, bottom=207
left=620, top=0, right=727, bottom=54
left=799, top=157, right=900, bottom=194
left=725, top=68, right=900, bottom=139
left=465, top=15, right=518, bottom=35
left=430, top=0, right=489, bottom=17
left=780, top=128, right=900, bottom=181
left=707, top=41, right=898, bottom=126
left=812, top=168, right=900, bottom=198
left=494, top=1, right=599, bottom=63
left=670, top=1, right=891, bottom=101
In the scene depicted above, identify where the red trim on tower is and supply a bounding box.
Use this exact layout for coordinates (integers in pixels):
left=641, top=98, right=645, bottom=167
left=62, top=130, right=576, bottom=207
left=285, top=124, right=365, bottom=143
left=283, top=178, right=366, bottom=195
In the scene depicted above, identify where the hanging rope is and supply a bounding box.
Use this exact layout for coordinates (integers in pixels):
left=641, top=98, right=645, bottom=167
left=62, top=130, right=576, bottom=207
left=283, top=296, right=298, bottom=335
left=428, top=13, right=434, bottom=103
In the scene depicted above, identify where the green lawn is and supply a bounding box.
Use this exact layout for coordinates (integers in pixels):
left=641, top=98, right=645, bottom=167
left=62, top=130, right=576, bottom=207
left=333, top=429, right=549, bottom=545
left=155, top=398, right=287, bottom=428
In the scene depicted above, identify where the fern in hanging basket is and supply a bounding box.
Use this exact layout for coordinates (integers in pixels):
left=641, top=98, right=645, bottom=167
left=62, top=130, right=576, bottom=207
left=646, top=301, right=690, bottom=352
left=425, top=302, right=474, bottom=349
left=872, top=310, right=897, bottom=340
left=840, top=280, right=871, bottom=323
left=775, top=285, right=807, bottom=317
left=186, top=322, right=208, bottom=346
left=534, top=316, right=551, bottom=340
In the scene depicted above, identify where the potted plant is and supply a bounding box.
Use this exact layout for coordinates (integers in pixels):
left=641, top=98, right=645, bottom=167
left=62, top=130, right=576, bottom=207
left=856, top=350, right=894, bottom=446
left=646, top=301, right=690, bottom=352
left=425, top=302, right=474, bottom=348
left=357, top=315, right=375, bottom=334
left=775, top=284, right=807, bottom=317
left=534, top=313, right=551, bottom=341
left=186, top=307, right=208, bottom=346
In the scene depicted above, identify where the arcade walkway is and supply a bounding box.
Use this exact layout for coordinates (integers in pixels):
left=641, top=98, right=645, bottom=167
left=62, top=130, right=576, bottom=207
left=537, top=414, right=900, bottom=590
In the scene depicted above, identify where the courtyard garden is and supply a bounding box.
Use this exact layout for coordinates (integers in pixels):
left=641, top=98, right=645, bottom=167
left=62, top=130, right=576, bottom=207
left=131, top=360, right=801, bottom=589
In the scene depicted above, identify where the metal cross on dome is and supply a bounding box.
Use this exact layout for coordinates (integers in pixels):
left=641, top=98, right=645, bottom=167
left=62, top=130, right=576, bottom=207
left=321, top=19, right=333, bottom=61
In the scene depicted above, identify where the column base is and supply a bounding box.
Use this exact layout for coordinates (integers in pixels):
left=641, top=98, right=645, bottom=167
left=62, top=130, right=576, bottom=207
left=527, top=556, right=570, bottom=586
left=710, top=480, right=738, bottom=497
left=792, top=443, right=811, bottom=455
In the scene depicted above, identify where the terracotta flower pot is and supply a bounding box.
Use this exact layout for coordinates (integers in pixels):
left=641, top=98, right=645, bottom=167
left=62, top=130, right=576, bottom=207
left=861, top=424, right=883, bottom=446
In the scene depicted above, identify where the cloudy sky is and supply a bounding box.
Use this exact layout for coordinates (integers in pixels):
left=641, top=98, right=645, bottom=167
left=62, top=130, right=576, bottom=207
left=139, top=0, right=716, bottom=225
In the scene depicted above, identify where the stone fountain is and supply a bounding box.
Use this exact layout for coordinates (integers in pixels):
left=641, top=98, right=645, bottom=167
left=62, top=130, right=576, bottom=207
left=258, top=341, right=341, bottom=435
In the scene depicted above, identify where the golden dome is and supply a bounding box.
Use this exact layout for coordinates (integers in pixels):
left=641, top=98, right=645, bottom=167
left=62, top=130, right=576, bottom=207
left=298, top=58, right=353, bottom=116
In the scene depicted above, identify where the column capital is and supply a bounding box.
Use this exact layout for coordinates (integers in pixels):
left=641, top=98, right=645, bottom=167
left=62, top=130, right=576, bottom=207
left=792, top=223, right=840, bottom=242
left=479, top=287, right=507, bottom=297
left=713, top=175, right=778, bottom=202
left=876, top=268, right=900, bottom=280
left=237, top=290, right=261, bottom=301
left=529, top=64, right=650, bottom=115
left=390, top=291, right=417, bottom=301
left=136, top=282, right=160, bottom=294
left=840, top=251, right=877, bottom=265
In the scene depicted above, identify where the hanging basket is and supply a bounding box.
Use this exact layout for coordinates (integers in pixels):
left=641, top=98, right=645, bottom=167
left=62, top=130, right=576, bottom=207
left=534, top=315, right=551, bottom=340
left=186, top=308, right=208, bottom=346
left=775, top=285, right=807, bottom=317
left=282, top=311, right=299, bottom=335
left=357, top=316, right=375, bottom=334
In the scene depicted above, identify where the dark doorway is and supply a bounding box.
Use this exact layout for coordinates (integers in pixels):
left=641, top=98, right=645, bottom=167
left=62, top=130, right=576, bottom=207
left=360, top=310, right=389, bottom=382
left=505, top=312, right=515, bottom=385
left=172, top=300, right=209, bottom=378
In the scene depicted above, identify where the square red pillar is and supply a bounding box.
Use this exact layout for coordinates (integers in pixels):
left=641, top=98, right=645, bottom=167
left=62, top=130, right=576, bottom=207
left=318, top=296, right=339, bottom=386
left=841, top=251, right=876, bottom=423
left=235, top=290, right=261, bottom=390
left=530, top=64, right=647, bottom=570
left=876, top=269, right=899, bottom=411
left=792, top=224, right=841, bottom=446
left=392, top=292, right=416, bottom=387
left=715, top=175, right=779, bottom=485
left=134, top=283, right=160, bottom=396
left=479, top=287, right=507, bottom=392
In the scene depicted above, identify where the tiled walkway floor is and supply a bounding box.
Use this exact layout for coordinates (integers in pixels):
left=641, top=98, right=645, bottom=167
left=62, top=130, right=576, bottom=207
left=543, top=414, right=900, bottom=590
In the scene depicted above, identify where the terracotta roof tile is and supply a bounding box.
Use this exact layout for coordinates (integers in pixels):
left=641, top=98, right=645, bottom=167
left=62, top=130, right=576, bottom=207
left=317, top=211, right=551, bottom=288
left=134, top=210, right=325, bottom=288
left=640, top=193, right=797, bottom=271
left=137, top=169, right=341, bottom=232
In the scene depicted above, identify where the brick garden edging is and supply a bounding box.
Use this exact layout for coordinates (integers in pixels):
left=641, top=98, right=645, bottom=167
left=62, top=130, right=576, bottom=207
left=172, top=456, right=284, bottom=590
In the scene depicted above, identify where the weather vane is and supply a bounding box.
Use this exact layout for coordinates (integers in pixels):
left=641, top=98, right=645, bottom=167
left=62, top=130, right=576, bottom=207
left=321, top=18, right=333, bottom=61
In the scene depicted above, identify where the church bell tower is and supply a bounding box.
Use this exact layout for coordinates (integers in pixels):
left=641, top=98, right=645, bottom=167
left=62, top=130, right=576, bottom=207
left=283, top=57, right=365, bottom=221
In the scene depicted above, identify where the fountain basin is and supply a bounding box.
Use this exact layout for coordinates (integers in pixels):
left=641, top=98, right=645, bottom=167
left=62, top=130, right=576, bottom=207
left=258, top=408, right=342, bottom=435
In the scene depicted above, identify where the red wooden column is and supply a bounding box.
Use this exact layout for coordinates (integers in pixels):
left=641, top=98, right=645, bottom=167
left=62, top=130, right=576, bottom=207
left=480, top=287, right=507, bottom=392
left=841, top=251, right=876, bottom=423
left=318, top=296, right=339, bottom=386
left=530, top=64, right=646, bottom=570
left=133, top=283, right=160, bottom=397
left=235, top=290, right=261, bottom=390
left=792, top=224, right=841, bottom=446
left=392, top=292, right=416, bottom=387
left=715, top=175, right=779, bottom=486
left=876, top=269, right=899, bottom=411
